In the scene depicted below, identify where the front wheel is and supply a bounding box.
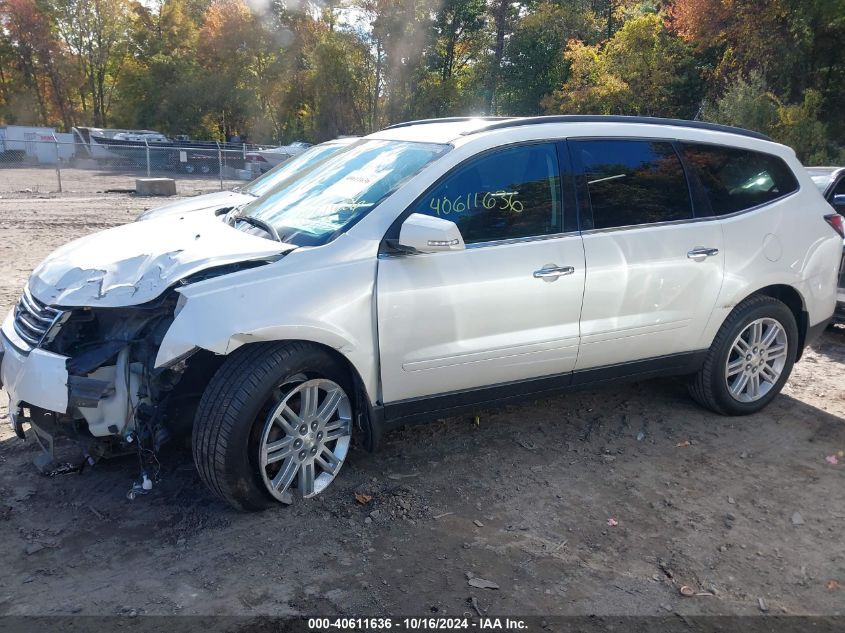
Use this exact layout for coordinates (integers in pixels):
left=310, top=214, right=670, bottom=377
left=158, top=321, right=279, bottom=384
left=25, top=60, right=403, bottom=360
left=689, top=295, right=798, bottom=415
left=192, top=342, right=353, bottom=511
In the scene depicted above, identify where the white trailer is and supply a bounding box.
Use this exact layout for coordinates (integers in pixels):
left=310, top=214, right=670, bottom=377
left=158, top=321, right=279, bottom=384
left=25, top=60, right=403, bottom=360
left=0, top=125, right=74, bottom=164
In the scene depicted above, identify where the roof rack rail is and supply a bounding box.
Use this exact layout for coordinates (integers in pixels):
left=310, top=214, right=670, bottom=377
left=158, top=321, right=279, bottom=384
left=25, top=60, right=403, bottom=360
left=460, top=115, right=771, bottom=141
left=383, top=116, right=514, bottom=131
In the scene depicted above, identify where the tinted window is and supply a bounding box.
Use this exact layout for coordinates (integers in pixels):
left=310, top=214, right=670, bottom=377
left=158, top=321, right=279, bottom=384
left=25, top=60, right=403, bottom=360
left=416, top=143, right=561, bottom=244
left=574, top=140, right=692, bottom=230
left=681, top=143, right=798, bottom=216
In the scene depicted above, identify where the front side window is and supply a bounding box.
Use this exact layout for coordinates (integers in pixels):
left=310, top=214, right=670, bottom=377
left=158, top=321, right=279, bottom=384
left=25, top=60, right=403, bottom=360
left=239, top=140, right=448, bottom=246
left=414, top=143, right=562, bottom=244
left=681, top=143, right=798, bottom=216
left=573, top=139, right=693, bottom=230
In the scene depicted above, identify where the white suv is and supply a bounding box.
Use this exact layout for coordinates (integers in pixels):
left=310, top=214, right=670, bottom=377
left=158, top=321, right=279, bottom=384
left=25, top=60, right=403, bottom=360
left=1, top=116, right=841, bottom=510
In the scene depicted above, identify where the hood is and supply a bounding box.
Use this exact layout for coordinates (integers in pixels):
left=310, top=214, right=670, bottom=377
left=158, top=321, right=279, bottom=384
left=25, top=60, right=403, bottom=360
left=29, top=212, right=295, bottom=308
left=136, top=190, right=254, bottom=221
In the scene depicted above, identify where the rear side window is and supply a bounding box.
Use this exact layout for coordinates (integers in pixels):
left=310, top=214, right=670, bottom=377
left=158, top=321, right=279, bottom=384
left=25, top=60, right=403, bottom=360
left=681, top=143, right=798, bottom=216
left=573, top=139, right=692, bottom=230
left=414, top=143, right=562, bottom=244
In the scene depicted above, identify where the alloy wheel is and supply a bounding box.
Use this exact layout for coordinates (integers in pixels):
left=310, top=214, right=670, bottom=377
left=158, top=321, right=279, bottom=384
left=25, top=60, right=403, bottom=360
left=724, top=317, right=788, bottom=403
left=258, top=378, right=352, bottom=504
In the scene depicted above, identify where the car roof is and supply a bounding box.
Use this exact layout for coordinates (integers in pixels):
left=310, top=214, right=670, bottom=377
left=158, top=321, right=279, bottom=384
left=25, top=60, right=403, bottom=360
left=369, top=115, right=771, bottom=145
left=370, top=118, right=515, bottom=144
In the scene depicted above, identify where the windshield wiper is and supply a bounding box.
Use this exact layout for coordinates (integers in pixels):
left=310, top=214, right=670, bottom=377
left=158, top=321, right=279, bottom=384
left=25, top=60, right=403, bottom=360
left=234, top=215, right=282, bottom=242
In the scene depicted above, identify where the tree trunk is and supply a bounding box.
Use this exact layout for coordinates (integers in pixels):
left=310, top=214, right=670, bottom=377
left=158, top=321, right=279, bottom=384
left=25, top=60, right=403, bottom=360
left=372, top=39, right=383, bottom=131
left=485, top=0, right=509, bottom=114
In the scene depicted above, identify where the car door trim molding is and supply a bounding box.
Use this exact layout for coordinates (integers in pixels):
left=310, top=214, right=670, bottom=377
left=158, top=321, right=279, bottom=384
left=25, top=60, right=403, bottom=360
left=377, top=349, right=707, bottom=427
left=401, top=334, right=580, bottom=372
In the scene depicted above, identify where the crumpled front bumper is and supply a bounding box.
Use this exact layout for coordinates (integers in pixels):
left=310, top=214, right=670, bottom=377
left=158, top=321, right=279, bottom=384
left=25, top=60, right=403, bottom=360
left=1, top=312, right=71, bottom=419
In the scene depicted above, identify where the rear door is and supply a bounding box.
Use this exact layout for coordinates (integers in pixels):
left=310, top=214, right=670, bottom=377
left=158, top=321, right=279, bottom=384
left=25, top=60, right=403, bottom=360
left=377, top=142, right=585, bottom=404
left=570, top=138, right=725, bottom=371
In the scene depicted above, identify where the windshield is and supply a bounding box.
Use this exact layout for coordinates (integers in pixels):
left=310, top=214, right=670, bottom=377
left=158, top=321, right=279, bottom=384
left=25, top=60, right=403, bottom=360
left=237, top=139, right=448, bottom=246
left=242, top=141, right=353, bottom=198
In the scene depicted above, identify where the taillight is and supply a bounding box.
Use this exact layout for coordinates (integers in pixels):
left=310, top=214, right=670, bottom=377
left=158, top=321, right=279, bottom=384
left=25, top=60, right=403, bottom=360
left=825, top=213, right=845, bottom=238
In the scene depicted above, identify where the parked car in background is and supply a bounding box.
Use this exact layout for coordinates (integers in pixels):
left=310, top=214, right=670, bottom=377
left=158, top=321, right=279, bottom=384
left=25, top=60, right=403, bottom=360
left=807, top=166, right=845, bottom=323
left=136, top=137, right=357, bottom=222
left=1, top=116, right=841, bottom=511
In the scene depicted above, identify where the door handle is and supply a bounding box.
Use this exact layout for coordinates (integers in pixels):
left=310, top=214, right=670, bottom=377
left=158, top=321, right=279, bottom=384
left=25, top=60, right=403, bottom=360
left=687, top=247, right=719, bottom=262
left=533, top=265, right=575, bottom=281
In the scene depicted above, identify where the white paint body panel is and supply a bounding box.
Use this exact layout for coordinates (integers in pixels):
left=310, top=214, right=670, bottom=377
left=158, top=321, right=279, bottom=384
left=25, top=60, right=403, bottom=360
left=705, top=192, right=840, bottom=339
left=377, top=235, right=585, bottom=402
left=576, top=221, right=724, bottom=369
left=156, top=235, right=381, bottom=397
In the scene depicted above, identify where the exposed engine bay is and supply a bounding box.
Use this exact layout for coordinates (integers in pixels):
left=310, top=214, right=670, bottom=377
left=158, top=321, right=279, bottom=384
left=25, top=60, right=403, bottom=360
left=13, top=290, right=176, bottom=489
left=5, top=261, right=275, bottom=496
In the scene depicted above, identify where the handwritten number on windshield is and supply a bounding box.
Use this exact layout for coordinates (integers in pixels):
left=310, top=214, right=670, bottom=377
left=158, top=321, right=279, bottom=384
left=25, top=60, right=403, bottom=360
left=429, top=191, right=523, bottom=217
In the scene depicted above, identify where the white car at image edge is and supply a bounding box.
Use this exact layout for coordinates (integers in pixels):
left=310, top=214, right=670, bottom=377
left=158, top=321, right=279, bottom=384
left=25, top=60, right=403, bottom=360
left=0, top=116, right=841, bottom=510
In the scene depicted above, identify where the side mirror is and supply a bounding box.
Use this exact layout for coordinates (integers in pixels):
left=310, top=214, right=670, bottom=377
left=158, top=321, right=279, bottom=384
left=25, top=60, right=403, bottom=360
left=397, top=213, right=465, bottom=254
left=832, top=194, right=845, bottom=215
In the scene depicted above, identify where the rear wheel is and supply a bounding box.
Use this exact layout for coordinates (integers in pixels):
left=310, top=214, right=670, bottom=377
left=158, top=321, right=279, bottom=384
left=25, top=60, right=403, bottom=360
left=689, top=295, right=798, bottom=415
left=192, top=342, right=353, bottom=511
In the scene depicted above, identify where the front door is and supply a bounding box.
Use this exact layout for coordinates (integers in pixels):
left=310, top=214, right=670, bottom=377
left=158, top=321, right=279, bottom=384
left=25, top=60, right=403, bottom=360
left=377, top=142, right=585, bottom=404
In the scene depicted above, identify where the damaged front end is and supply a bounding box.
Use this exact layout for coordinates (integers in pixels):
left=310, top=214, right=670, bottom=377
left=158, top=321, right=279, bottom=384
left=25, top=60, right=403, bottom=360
left=3, top=288, right=193, bottom=479
left=1, top=209, right=292, bottom=485
left=0, top=258, right=281, bottom=484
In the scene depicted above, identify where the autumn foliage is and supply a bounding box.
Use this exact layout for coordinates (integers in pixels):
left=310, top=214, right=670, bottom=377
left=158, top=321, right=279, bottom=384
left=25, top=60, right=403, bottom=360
left=0, top=0, right=842, bottom=161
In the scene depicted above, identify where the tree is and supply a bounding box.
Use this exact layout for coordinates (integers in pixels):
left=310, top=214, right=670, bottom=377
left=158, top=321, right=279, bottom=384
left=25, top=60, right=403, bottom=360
left=499, top=2, right=600, bottom=115
left=701, top=71, right=779, bottom=135
left=308, top=30, right=371, bottom=139
left=704, top=72, right=841, bottom=163
left=0, top=0, right=75, bottom=127
left=544, top=12, right=701, bottom=118
left=542, top=39, right=628, bottom=114
left=52, top=0, right=133, bottom=126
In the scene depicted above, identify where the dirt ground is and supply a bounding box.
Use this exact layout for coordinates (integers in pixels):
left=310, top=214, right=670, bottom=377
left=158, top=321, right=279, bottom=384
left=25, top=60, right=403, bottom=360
left=0, top=185, right=844, bottom=620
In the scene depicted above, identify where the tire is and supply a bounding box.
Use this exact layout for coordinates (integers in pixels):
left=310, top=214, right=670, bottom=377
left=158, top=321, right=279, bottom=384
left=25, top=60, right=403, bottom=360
left=689, top=295, right=799, bottom=415
left=192, top=342, right=354, bottom=511
left=183, top=163, right=196, bottom=174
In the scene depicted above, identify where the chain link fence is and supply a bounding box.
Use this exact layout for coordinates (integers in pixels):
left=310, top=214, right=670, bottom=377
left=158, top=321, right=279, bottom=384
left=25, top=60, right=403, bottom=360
left=0, top=138, right=274, bottom=196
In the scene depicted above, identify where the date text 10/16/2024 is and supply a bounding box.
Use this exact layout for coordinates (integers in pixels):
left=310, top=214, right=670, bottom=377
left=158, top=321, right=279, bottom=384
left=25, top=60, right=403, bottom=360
left=308, top=618, right=529, bottom=631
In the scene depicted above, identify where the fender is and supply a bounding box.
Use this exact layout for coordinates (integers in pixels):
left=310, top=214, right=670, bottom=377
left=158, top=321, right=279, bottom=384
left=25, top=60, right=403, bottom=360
left=154, top=244, right=381, bottom=402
